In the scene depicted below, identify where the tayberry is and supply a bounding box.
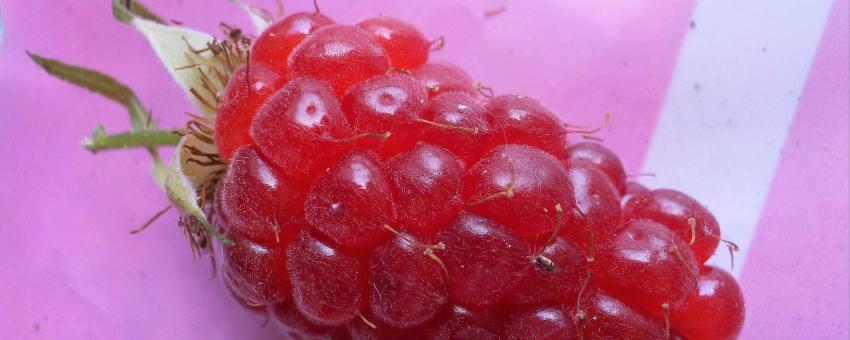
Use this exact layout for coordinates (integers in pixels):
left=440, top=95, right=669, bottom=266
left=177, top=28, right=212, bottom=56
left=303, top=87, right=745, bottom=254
left=356, top=17, right=430, bottom=70
left=214, top=63, right=284, bottom=160
left=288, top=25, right=390, bottom=95
left=251, top=12, right=334, bottom=76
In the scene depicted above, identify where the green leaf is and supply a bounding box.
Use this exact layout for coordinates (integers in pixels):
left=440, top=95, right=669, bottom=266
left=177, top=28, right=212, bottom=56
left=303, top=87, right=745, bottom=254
left=112, top=0, right=166, bottom=25
left=28, top=52, right=153, bottom=131
left=228, top=0, right=273, bottom=33
left=83, top=126, right=181, bottom=153
left=112, top=0, right=220, bottom=116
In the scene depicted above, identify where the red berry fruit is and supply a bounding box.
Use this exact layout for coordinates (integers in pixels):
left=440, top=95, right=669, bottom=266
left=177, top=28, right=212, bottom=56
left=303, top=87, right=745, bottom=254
left=669, top=266, right=745, bottom=340
left=503, top=237, right=586, bottom=305
left=563, top=142, right=627, bottom=195
left=341, top=73, right=429, bottom=156
left=304, top=151, right=396, bottom=250
left=368, top=233, right=448, bottom=328
left=288, top=25, right=390, bottom=95
left=287, top=230, right=365, bottom=326
left=387, top=143, right=463, bottom=237
left=436, top=212, right=531, bottom=309
left=251, top=12, right=335, bottom=77
left=357, top=17, right=430, bottom=70
left=222, top=228, right=291, bottom=306
left=561, top=160, right=623, bottom=254
left=592, top=219, right=700, bottom=313
left=412, top=62, right=475, bottom=98
left=214, top=63, right=285, bottom=160
left=504, top=305, right=577, bottom=340
left=251, top=77, right=353, bottom=182
left=624, top=189, right=721, bottom=263
left=575, top=288, right=666, bottom=339
left=486, top=94, right=567, bottom=156
left=463, top=144, right=575, bottom=241
left=216, top=145, right=304, bottom=245
left=198, top=9, right=745, bottom=339
left=420, top=91, right=492, bottom=165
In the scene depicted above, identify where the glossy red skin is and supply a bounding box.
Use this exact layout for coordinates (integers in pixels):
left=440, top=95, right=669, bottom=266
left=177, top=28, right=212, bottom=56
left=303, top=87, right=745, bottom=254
left=463, top=144, right=576, bottom=241
left=503, top=237, right=586, bottom=305
left=250, top=77, right=353, bottom=183
left=221, top=228, right=291, bottom=305
left=368, top=234, right=448, bottom=328
left=425, top=305, right=502, bottom=340
left=251, top=12, right=334, bottom=77
left=420, top=91, right=493, bottom=165
left=341, top=74, right=429, bottom=156
left=387, top=144, right=463, bottom=237
left=592, top=219, right=700, bottom=312
left=624, top=189, right=721, bottom=264
left=287, top=230, right=365, bottom=326
left=669, top=266, right=745, bottom=340
left=304, top=151, right=395, bottom=250
left=214, top=63, right=285, bottom=160
left=217, top=146, right=304, bottom=245
left=356, top=17, right=429, bottom=70
left=485, top=95, right=567, bottom=156
left=560, top=160, right=623, bottom=253
left=271, top=302, right=347, bottom=340
left=576, top=288, right=666, bottom=340
left=504, top=305, right=577, bottom=340
left=622, top=181, right=650, bottom=206
left=288, top=25, right=390, bottom=95
left=411, top=62, right=476, bottom=98
left=436, top=213, right=531, bottom=309
left=563, top=142, right=627, bottom=195
left=222, top=275, right=267, bottom=314
left=347, top=310, right=427, bottom=340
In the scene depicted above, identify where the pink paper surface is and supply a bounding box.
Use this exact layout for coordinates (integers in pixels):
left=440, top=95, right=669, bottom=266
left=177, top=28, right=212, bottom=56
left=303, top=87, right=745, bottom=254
left=0, top=1, right=846, bottom=339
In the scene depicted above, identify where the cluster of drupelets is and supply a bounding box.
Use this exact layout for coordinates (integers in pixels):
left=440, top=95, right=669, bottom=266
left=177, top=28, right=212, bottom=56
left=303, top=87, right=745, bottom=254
left=210, top=7, right=744, bottom=340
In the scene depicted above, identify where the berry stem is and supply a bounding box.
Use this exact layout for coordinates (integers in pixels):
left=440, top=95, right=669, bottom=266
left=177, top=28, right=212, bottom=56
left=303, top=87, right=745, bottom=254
left=333, top=131, right=391, bottom=143
left=429, top=36, right=445, bottom=51
left=130, top=205, right=173, bottom=234
left=543, top=203, right=564, bottom=246
left=357, top=312, right=377, bottom=329
left=687, top=217, right=697, bottom=245
left=564, top=112, right=611, bottom=136
left=661, top=303, right=671, bottom=340
left=466, top=158, right=517, bottom=206
left=574, top=207, right=596, bottom=262
left=83, top=126, right=182, bottom=153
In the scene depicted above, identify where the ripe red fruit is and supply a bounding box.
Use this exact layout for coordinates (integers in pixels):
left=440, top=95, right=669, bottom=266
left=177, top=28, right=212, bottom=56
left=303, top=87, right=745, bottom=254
left=214, top=63, right=284, bottom=160
left=217, top=146, right=304, bottom=245
left=369, top=233, right=448, bottom=327
left=387, top=143, right=463, bottom=237
left=420, top=91, right=492, bottom=164
left=575, top=288, right=666, bottom=339
left=304, top=151, right=396, bottom=250
left=463, top=144, right=575, bottom=241
left=485, top=94, right=567, bottom=156
left=411, top=62, right=475, bottom=97
left=560, top=160, right=623, bottom=253
left=250, top=77, right=352, bottom=182
left=271, top=302, right=348, bottom=339
left=287, top=230, right=365, bottom=326
left=357, top=17, right=430, bottom=70
left=341, top=74, right=429, bottom=156
left=624, top=189, right=721, bottom=263
left=426, top=305, right=502, bottom=340
left=436, top=213, right=531, bottom=309
left=669, top=266, right=745, bottom=340
left=503, top=237, right=586, bottom=305
left=251, top=12, right=334, bottom=77
left=563, top=142, right=627, bottom=195
left=288, top=25, right=390, bottom=95
left=592, top=219, right=700, bottom=313
left=504, top=305, right=577, bottom=340
left=222, top=228, right=291, bottom=306
left=200, top=11, right=744, bottom=339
